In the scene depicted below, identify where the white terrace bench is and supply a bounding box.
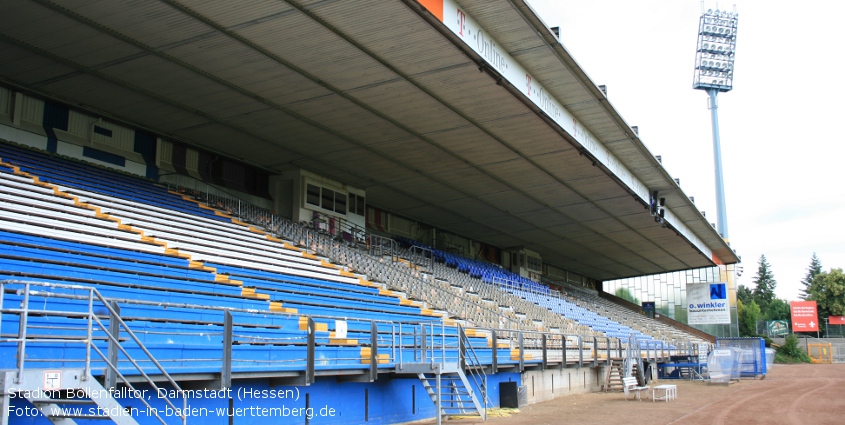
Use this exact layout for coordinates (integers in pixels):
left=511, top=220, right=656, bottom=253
left=622, top=376, right=650, bottom=401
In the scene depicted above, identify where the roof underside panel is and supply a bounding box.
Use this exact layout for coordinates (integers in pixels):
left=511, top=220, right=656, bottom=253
left=0, top=0, right=737, bottom=282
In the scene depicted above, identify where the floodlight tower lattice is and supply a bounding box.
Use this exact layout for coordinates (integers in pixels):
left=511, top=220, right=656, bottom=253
left=693, top=5, right=738, bottom=241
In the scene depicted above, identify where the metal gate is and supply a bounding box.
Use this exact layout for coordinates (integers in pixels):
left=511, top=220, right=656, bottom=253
left=808, top=343, right=833, bottom=364
left=832, top=343, right=845, bottom=363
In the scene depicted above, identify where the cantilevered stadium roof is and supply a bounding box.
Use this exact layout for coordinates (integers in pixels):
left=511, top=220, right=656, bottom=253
left=0, top=0, right=738, bottom=281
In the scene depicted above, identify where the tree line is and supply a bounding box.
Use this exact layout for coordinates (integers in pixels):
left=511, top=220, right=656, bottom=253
left=738, top=253, right=844, bottom=337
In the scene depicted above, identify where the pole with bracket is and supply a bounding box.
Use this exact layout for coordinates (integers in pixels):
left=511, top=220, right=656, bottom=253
left=221, top=310, right=233, bottom=389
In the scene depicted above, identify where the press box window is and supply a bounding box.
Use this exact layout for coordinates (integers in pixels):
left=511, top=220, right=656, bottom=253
left=334, top=192, right=347, bottom=214
left=306, top=182, right=353, bottom=215
left=321, top=187, right=335, bottom=211
left=527, top=256, right=542, bottom=272
left=349, top=194, right=365, bottom=216
left=306, top=184, right=321, bottom=207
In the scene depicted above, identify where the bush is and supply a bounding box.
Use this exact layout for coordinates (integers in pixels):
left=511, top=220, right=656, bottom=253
left=775, top=334, right=811, bottom=363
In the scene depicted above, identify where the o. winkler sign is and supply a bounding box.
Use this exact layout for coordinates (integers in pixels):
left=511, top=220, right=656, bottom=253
left=687, top=282, right=731, bottom=324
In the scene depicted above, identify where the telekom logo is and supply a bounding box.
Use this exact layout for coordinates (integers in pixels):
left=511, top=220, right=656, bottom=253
left=457, top=9, right=466, bottom=37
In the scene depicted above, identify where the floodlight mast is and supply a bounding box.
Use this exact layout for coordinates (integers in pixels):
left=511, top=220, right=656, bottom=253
left=693, top=5, right=738, bottom=241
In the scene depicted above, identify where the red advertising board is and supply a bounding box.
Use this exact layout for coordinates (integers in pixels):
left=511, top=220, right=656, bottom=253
left=791, top=301, right=819, bottom=332
left=829, top=316, right=845, bottom=325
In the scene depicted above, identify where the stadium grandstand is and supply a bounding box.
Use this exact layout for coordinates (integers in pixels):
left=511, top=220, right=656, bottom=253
left=0, top=0, right=739, bottom=424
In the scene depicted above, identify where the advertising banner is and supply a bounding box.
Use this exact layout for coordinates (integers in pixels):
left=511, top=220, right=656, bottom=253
left=767, top=320, right=789, bottom=336
left=687, top=282, right=731, bottom=324
left=829, top=316, right=845, bottom=325
left=790, top=301, right=819, bottom=332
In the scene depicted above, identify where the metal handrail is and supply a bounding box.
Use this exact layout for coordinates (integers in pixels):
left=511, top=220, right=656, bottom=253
left=167, top=178, right=703, bottom=347
left=2, top=280, right=189, bottom=425
left=459, top=325, right=489, bottom=418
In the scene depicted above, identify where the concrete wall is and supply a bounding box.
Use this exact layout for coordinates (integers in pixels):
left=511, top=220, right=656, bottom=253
left=522, top=365, right=608, bottom=404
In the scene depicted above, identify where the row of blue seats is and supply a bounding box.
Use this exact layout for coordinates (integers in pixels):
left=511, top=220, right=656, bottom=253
left=1, top=297, right=507, bottom=375
left=0, top=226, right=442, bottom=324
left=396, top=237, right=551, bottom=294
left=0, top=142, right=179, bottom=204
left=509, top=287, right=651, bottom=340
left=0, top=143, right=225, bottom=221
left=0, top=242, right=449, bottom=329
left=0, top=259, right=435, bottom=326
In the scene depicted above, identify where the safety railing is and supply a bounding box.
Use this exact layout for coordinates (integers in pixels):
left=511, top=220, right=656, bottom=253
left=458, top=324, right=489, bottom=417
left=368, top=234, right=398, bottom=260
left=166, top=179, right=707, bottom=348
left=172, top=183, right=698, bottom=348
left=408, top=245, right=434, bottom=272
left=0, top=280, right=187, bottom=425
left=1, top=280, right=699, bottom=391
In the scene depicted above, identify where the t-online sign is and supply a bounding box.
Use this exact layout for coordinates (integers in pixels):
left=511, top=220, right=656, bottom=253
left=790, top=300, right=819, bottom=332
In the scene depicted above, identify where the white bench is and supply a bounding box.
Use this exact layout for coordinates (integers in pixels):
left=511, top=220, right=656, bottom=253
left=622, top=376, right=650, bottom=401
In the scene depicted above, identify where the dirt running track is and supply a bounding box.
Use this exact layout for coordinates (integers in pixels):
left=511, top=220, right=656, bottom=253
left=420, top=364, right=845, bottom=425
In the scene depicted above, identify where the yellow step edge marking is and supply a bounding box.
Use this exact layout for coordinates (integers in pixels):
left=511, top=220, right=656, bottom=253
left=164, top=248, right=190, bottom=258
left=378, top=289, right=397, bottom=297
left=94, top=212, right=120, bottom=222
left=339, top=270, right=356, bottom=278
left=298, top=318, right=328, bottom=331
left=266, top=235, right=282, bottom=242
left=301, top=252, right=317, bottom=260
left=269, top=303, right=297, bottom=313
left=358, top=278, right=377, bottom=287
left=189, top=261, right=212, bottom=270
left=232, top=219, right=246, bottom=226
left=140, top=236, right=166, bottom=246
left=320, top=260, right=338, bottom=269
left=214, top=210, right=231, bottom=218
left=118, top=224, right=143, bottom=234
left=359, top=349, right=389, bottom=364
left=52, top=187, right=73, bottom=198
left=329, top=338, right=358, bottom=346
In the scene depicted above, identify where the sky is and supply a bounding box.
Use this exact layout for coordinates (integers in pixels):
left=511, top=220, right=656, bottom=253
left=525, top=0, right=845, bottom=301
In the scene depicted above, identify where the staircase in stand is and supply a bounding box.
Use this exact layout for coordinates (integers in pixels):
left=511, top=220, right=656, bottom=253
left=1, top=369, right=138, bottom=425
left=604, top=359, right=624, bottom=391
left=605, top=358, right=646, bottom=392
left=1, top=280, right=186, bottom=425
left=401, top=363, right=486, bottom=422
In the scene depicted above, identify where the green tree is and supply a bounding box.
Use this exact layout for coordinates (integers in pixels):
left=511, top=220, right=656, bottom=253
left=737, top=284, right=753, bottom=304
left=764, top=298, right=790, bottom=321
left=799, top=253, right=822, bottom=300
left=775, top=334, right=811, bottom=364
left=807, top=268, right=845, bottom=320
left=615, top=287, right=640, bottom=305
left=752, top=255, right=777, bottom=313
left=738, top=299, right=761, bottom=337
